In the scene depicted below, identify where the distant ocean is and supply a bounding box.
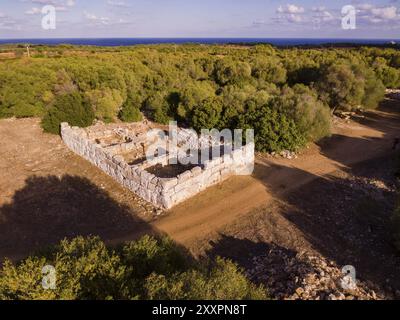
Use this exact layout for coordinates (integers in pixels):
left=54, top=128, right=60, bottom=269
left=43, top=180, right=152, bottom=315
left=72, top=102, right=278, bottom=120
left=0, top=38, right=398, bottom=47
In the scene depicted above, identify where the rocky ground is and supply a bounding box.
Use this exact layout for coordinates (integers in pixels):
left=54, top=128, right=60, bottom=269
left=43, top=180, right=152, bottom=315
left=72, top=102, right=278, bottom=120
left=248, top=249, right=384, bottom=300
left=205, top=156, right=400, bottom=300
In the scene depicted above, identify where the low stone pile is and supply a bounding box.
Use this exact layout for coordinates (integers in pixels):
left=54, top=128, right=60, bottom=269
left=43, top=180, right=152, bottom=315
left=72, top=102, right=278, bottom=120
left=247, top=248, right=381, bottom=300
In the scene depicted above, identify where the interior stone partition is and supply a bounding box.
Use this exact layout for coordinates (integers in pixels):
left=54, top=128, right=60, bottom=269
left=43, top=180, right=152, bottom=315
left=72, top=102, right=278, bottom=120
left=61, top=122, right=254, bottom=209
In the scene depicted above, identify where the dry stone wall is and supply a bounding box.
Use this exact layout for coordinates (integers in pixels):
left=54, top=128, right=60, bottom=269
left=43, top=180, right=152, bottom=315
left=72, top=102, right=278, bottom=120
left=61, top=122, right=254, bottom=209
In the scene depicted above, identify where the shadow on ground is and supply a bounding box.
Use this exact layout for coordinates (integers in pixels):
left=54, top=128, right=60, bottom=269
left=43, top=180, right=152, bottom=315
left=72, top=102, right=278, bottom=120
left=254, top=114, right=400, bottom=293
left=206, top=235, right=315, bottom=298
left=205, top=99, right=400, bottom=295
left=0, top=175, right=155, bottom=261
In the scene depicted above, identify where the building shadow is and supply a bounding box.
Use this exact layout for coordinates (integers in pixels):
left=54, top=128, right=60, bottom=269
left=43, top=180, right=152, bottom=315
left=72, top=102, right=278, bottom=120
left=0, top=175, right=156, bottom=262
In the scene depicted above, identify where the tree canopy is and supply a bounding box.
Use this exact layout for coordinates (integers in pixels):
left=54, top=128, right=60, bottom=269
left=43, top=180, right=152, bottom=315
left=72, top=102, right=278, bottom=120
left=0, top=43, right=396, bottom=152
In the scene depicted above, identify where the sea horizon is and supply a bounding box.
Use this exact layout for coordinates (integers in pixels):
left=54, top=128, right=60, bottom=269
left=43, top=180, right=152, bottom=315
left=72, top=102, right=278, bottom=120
left=0, top=37, right=399, bottom=47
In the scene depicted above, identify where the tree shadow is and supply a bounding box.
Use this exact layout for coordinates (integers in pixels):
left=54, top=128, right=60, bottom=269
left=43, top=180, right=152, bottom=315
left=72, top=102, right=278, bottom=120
left=0, top=175, right=156, bottom=262
left=207, top=99, right=400, bottom=295
left=206, top=235, right=318, bottom=299
left=317, top=97, right=400, bottom=173
left=253, top=158, right=400, bottom=294
left=351, top=96, right=400, bottom=134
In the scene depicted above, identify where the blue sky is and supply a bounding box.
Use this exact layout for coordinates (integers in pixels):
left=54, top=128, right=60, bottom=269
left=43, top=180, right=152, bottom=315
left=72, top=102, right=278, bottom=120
left=0, top=0, right=399, bottom=38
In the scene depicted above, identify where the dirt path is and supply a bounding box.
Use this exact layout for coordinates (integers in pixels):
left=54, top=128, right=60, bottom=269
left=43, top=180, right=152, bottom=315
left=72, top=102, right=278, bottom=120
left=0, top=97, right=399, bottom=263
left=154, top=100, right=400, bottom=246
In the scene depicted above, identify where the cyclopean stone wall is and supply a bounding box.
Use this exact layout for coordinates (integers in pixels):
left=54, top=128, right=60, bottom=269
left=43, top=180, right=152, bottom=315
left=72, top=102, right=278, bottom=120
left=61, top=122, right=254, bottom=209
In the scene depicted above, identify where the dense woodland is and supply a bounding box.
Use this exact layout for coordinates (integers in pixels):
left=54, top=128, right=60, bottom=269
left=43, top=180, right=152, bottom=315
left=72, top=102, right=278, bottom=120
left=1, top=44, right=400, bottom=152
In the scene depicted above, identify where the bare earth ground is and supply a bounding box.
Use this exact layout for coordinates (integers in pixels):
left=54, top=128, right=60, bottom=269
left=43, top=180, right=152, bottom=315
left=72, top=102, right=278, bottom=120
left=0, top=96, right=399, bottom=299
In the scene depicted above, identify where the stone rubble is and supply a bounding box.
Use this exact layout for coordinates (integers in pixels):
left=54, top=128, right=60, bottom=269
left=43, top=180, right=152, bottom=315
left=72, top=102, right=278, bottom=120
left=247, top=248, right=382, bottom=300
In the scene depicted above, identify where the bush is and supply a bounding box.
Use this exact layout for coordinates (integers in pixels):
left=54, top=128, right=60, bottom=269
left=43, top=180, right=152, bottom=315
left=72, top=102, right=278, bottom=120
left=86, top=88, right=124, bottom=123
left=361, top=68, right=386, bottom=110
left=214, top=59, right=252, bottom=86
left=191, top=97, right=223, bottom=131
left=239, top=103, right=305, bottom=152
left=318, top=63, right=365, bottom=112
left=373, top=57, right=400, bottom=89
left=0, top=236, right=268, bottom=300
left=145, top=258, right=266, bottom=300
left=41, top=92, right=95, bottom=134
left=318, top=62, right=386, bottom=111
left=119, top=96, right=143, bottom=122
left=251, top=56, right=287, bottom=84
left=176, top=81, right=216, bottom=120
left=145, top=91, right=171, bottom=124
left=272, top=85, right=331, bottom=142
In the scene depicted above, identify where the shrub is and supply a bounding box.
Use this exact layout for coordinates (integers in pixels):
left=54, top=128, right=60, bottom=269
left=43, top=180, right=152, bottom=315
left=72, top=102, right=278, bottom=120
left=272, top=85, right=331, bottom=142
left=191, top=97, right=223, bottom=131
left=145, top=91, right=171, bottom=124
left=373, top=57, right=400, bottom=89
left=0, top=236, right=268, bottom=300
left=41, top=92, right=95, bottom=134
left=176, top=81, right=216, bottom=120
left=86, top=88, right=124, bottom=123
left=318, top=63, right=365, bottom=112
left=361, top=68, right=386, bottom=110
left=119, top=96, right=143, bottom=122
left=239, top=103, right=305, bottom=152
left=145, top=258, right=266, bottom=300
left=0, top=237, right=127, bottom=300
left=318, top=62, right=386, bottom=111
left=251, top=56, right=287, bottom=84
left=214, top=59, right=252, bottom=86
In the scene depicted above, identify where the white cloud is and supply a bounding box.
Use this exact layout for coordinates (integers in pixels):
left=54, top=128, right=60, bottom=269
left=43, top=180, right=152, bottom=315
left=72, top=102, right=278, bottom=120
left=277, top=4, right=305, bottom=14
left=311, top=6, right=335, bottom=22
left=275, top=4, right=305, bottom=24
left=84, top=11, right=110, bottom=25
left=370, top=6, right=398, bottom=19
left=31, top=0, right=57, bottom=4
left=28, top=0, right=75, bottom=6
left=25, top=5, right=67, bottom=14
left=357, top=3, right=400, bottom=24
left=312, top=6, right=326, bottom=13
left=0, top=13, right=20, bottom=30
left=25, top=7, right=41, bottom=15
left=107, top=0, right=129, bottom=7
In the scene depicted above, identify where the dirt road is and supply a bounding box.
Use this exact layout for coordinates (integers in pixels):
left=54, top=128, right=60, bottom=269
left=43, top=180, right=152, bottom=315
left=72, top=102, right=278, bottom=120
left=0, top=97, right=399, bottom=262
left=154, top=100, right=400, bottom=246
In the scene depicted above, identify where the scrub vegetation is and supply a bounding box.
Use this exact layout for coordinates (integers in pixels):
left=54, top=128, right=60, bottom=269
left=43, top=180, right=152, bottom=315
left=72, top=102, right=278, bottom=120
left=1, top=44, right=398, bottom=152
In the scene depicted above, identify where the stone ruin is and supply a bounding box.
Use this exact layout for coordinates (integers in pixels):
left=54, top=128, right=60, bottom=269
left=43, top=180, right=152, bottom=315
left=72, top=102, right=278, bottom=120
left=61, top=121, right=254, bottom=209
